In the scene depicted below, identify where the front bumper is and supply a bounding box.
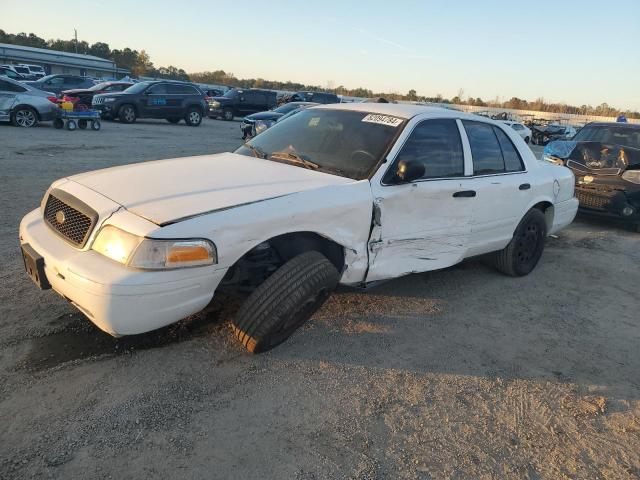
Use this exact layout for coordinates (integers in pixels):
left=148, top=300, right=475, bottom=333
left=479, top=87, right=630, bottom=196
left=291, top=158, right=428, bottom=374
left=19, top=209, right=227, bottom=336
left=575, top=184, right=640, bottom=224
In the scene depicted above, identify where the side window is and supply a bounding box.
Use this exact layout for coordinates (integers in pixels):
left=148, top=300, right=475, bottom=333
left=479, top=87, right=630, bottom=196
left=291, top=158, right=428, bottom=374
left=147, top=84, right=168, bottom=94
left=463, top=121, right=505, bottom=175
left=391, top=119, right=464, bottom=180
left=242, top=92, right=256, bottom=103
left=494, top=127, right=525, bottom=172
left=167, top=84, right=197, bottom=94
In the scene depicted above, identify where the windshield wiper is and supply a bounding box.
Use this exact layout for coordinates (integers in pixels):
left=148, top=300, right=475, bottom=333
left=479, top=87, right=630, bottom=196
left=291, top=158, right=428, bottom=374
left=269, top=151, right=319, bottom=170
left=245, top=143, right=266, bottom=159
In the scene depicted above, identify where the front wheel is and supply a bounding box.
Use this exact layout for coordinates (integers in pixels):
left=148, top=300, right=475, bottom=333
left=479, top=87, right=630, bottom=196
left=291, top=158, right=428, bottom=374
left=66, top=119, right=77, bottom=131
left=222, top=108, right=234, bottom=121
left=118, top=105, right=136, bottom=123
left=184, top=107, right=202, bottom=126
left=491, top=209, right=547, bottom=276
left=232, top=251, right=339, bottom=353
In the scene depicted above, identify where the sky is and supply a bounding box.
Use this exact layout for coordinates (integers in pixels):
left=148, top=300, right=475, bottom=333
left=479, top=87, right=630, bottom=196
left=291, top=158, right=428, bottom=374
left=2, top=0, right=640, bottom=109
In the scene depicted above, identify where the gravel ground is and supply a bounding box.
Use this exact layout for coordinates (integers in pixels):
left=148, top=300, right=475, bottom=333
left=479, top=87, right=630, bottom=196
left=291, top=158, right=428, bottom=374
left=1, top=119, right=639, bottom=479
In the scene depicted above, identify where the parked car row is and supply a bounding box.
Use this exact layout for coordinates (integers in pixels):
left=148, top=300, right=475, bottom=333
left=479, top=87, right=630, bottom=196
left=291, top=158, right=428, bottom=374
left=0, top=63, right=45, bottom=80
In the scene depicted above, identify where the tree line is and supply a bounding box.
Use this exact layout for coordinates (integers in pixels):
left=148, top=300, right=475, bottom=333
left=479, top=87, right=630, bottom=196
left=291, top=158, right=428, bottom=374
left=2, top=30, right=637, bottom=119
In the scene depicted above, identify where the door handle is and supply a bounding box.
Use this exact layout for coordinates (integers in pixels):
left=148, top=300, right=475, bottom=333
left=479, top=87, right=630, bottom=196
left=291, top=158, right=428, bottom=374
left=519, top=183, right=531, bottom=190
left=452, top=190, right=476, bottom=198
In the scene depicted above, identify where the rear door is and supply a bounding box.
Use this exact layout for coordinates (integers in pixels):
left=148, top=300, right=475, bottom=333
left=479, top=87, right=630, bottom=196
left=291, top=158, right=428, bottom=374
left=462, top=120, right=530, bottom=255
left=0, top=79, right=19, bottom=121
left=367, top=118, right=476, bottom=281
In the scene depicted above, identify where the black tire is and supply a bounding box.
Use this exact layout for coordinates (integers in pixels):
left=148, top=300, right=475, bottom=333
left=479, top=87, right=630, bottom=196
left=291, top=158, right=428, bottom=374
left=232, top=251, right=339, bottom=353
left=91, top=120, right=101, bottom=131
left=11, top=107, right=38, bottom=127
left=492, top=209, right=547, bottom=277
left=118, top=104, right=136, bottom=123
left=524, top=136, right=530, bottom=144
left=78, top=119, right=87, bottom=129
left=66, top=119, right=77, bottom=131
left=222, top=108, right=234, bottom=121
left=167, top=117, right=181, bottom=124
left=53, top=118, right=64, bottom=129
left=184, top=107, right=202, bottom=126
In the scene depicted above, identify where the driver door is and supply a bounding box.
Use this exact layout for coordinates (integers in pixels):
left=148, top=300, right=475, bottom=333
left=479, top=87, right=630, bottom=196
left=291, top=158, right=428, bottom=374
left=141, top=83, right=169, bottom=116
left=366, top=118, right=475, bottom=282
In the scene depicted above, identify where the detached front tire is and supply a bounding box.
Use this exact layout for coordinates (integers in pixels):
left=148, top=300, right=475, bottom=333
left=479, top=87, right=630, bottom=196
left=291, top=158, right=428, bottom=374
left=492, top=208, right=547, bottom=277
left=232, top=251, right=339, bottom=353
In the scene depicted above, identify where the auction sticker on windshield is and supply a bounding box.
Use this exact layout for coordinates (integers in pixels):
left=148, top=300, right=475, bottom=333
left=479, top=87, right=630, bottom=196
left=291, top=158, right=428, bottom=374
left=362, top=114, right=403, bottom=127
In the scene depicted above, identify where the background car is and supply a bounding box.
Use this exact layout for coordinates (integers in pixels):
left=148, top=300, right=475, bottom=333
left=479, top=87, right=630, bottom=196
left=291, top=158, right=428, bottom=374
left=209, top=88, right=278, bottom=121
left=501, top=120, right=532, bottom=143
left=24, top=75, right=95, bottom=96
left=62, top=81, right=134, bottom=109
left=0, top=76, right=57, bottom=127
left=18, top=64, right=46, bottom=79
left=92, top=80, right=207, bottom=125
left=0, top=66, right=25, bottom=81
left=10, top=65, right=36, bottom=80
left=282, top=91, right=339, bottom=105
left=240, top=101, right=318, bottom=139
left=543, top=122, right=640, bottom=231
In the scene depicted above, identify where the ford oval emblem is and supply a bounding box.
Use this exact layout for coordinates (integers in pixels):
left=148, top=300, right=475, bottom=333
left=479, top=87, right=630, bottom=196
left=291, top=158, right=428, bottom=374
left=55, top=210, right=66, bottom=224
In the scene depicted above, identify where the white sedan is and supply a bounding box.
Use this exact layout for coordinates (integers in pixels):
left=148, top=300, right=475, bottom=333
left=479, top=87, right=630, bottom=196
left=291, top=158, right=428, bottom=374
left=20, top=104, right=578, bottom=352
left=502, top=120, right=532, bottom=144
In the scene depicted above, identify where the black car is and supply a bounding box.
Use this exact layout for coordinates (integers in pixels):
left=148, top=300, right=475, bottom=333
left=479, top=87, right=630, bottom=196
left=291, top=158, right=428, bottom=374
left=543, top=122, right=640, bottom=230
left=281, top=91, right=339, bottom=105
left=24, top=75, right=95, bottom=96
left=208, top=88, right=277, bottom=121
left=531, top=124, right=569, bottom=145
left=92, top=81, right=207, bottom=126
left=240, top=101, right=317, bottom=139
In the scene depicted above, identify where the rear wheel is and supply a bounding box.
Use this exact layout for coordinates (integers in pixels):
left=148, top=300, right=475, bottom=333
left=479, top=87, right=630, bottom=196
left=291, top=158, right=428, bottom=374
left=78, top=119, right=87, bottom=129
left=53, top=118, right=64, bottom=129
left=118, top=104, right=136, bottom=123
left=491, top=209, right=547, bottom=276
left=11, top=107, right=38, bottom=127
left=66, top=119, right=77, bottom=131
left=232, top=251, right=339, bottom=353
left=91, top=120, right=101, bottom=131
left=184, top=107, right=202, bottom=126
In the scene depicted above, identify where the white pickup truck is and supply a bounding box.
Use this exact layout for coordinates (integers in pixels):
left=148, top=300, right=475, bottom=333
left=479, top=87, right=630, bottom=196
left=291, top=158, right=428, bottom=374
left=19, top=104, right=578, bottom=352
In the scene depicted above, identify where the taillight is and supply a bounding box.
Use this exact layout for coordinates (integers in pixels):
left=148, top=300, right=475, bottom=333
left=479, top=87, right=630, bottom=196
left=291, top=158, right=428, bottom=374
left=204, top=96, right=212, bottom=102
left=62, top=95, right=73, bottom=102
left=47, top=96, right=58, bottom=104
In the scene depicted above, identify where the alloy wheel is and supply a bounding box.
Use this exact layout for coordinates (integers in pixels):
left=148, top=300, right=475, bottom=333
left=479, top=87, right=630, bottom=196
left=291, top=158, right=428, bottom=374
left=15, top=109, right=36, bottom=127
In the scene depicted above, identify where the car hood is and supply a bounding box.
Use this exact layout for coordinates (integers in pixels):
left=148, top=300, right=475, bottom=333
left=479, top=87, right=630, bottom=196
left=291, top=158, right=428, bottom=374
left=244, top=111, right=284, bottom=121
left=69, top=152, right=355, bottom=225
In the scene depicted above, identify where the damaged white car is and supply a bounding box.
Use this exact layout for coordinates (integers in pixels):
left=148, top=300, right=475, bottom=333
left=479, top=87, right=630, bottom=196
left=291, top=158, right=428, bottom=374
left=19, top=104, right=578, bottom=352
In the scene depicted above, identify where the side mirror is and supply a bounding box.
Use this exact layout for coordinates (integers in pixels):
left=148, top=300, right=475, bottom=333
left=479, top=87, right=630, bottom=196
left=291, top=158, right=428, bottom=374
left=395, top=160, right=425, bottom=183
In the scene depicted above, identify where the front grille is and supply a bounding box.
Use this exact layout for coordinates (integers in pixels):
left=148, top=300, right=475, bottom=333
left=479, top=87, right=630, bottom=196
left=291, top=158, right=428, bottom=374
left=575, top=190, right=613, bottom=211
left=92, top=97, right=104, bottom=105
left=43, top=191, right=98, bottom=247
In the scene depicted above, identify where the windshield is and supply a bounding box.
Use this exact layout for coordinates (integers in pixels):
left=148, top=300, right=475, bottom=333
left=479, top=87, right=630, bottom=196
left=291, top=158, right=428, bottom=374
left=90, top=82, right=112, bottom=91
left=14, top=66, right=30, bottom=74
left=122, top=82, right=151, bottom=94
left=234, top=109, right=404, bottom=180
left=573, top=125, right=640, bottom=149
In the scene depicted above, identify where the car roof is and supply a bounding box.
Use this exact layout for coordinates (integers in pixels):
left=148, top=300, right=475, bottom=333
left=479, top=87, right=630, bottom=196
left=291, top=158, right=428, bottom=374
left=585, top=122, right=640, bottom=129
left=312, top=102, right=482, bottom=120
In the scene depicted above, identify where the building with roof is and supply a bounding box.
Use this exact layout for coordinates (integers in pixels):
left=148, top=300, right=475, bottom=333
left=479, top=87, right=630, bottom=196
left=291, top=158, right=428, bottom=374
left=0, top=43, right=129, bottom=78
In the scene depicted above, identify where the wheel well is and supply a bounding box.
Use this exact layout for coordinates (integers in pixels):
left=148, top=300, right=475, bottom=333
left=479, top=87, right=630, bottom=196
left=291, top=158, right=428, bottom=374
left=532, top=201, right=554, bottom=232
left=220, top=232, right=345, bottom=292
left=186, top=104, right=203, bottom=113
left=12, top=104, right=39, bottom=120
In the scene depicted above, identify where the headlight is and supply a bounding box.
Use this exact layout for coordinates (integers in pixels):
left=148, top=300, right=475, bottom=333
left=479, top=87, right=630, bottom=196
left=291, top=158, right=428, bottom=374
left=622, top=170, right=640, bottom=184
left=210, top=100, right=220, bottom=108
left=92, top=225, right=217, bottom=269
left=254, top=119, right=274, bottom=135
left=103, top=97, right=115, bottom=103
